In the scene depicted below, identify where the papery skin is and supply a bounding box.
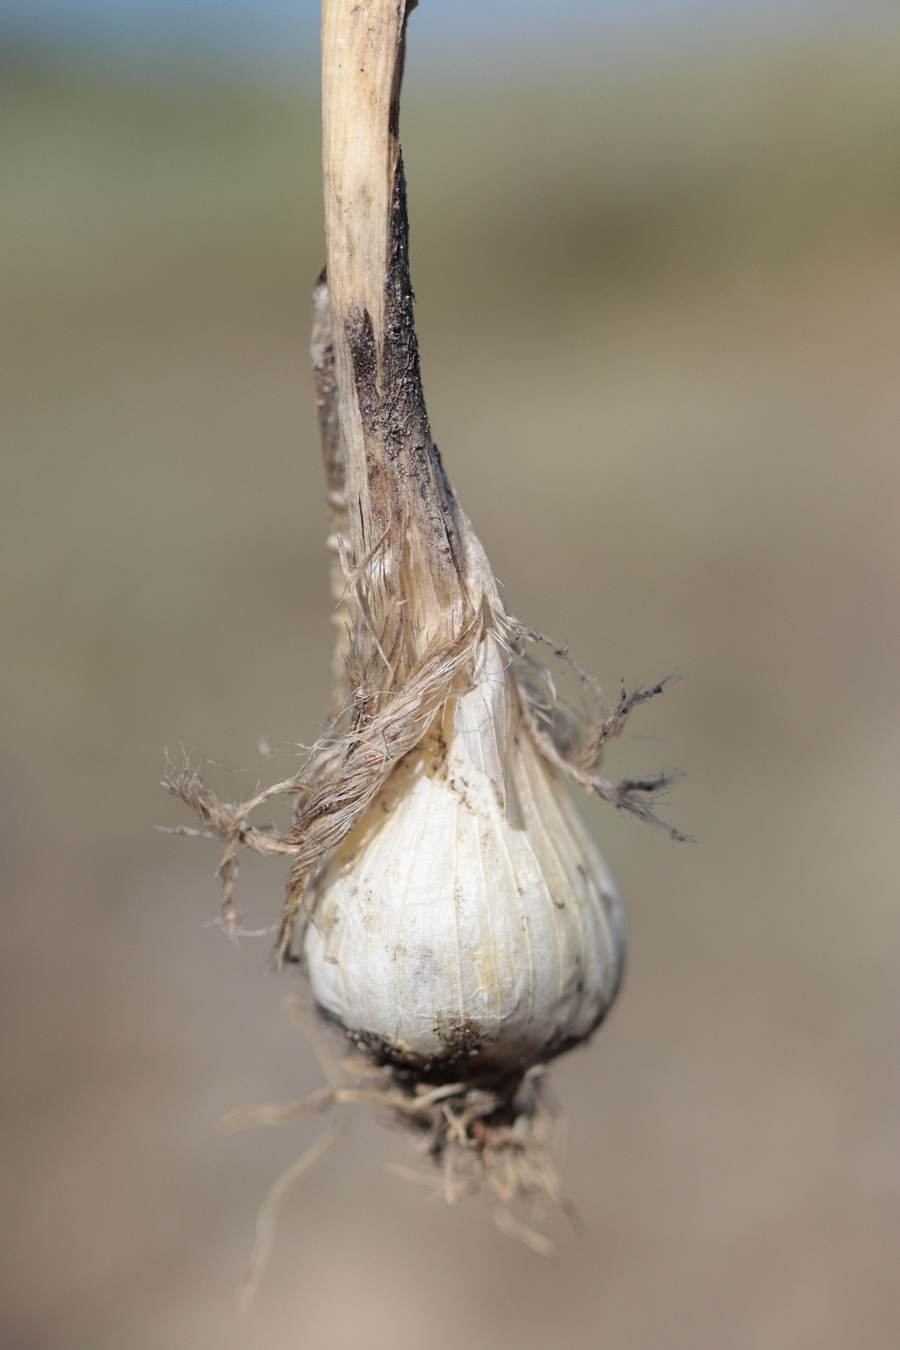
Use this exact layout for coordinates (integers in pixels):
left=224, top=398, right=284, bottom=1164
left=304, top=639, right=625, bottom=1076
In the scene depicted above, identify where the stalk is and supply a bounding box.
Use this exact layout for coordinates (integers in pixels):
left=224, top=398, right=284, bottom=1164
left=320, top=0, right=488, bottom=658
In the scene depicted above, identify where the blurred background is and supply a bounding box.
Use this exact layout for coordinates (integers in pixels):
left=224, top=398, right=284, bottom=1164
left=3, top=1, right=900, bottom=1346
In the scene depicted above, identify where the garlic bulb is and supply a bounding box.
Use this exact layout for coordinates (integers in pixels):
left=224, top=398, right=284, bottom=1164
left=304, top=636, right=624, bottom=1077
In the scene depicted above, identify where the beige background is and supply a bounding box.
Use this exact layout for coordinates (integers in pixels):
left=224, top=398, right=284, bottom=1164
left=3, top=13, right=900, bottom=1348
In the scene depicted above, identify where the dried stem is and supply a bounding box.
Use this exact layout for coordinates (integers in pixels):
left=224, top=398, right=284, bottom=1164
left=321, top=0, right=496, bottom=667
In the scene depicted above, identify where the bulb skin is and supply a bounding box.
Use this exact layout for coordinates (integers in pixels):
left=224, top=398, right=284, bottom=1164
left=304, top=643, right=625, bottom=1079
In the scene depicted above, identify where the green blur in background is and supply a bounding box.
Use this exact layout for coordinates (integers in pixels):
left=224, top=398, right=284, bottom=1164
left=2, top=12, right=900, bottom=1349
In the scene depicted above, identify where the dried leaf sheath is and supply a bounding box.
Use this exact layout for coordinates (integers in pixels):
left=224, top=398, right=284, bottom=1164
left=327, top=160, right=504, bottom=672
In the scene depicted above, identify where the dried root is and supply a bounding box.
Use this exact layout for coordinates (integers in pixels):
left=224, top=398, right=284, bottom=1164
left=224, top=1002, right=569, bottom=1305
left=514, top=637, right=686, bottom=839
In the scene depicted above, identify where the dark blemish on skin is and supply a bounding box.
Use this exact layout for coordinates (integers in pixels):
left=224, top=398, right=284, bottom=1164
left=433, top=1014, right=486, bottom=1061
left=444, top=774, right=474, bottom=812
left=453, top=880, right=465, bottom=918
left=315, top=1008, right=494, bottom=1086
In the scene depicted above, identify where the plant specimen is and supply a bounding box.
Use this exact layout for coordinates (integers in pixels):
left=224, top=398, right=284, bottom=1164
left=167, top=0, right=679, bottom=1240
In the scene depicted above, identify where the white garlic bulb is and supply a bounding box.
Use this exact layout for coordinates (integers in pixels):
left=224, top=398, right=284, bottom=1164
left=304, top=636, right=624, bottom=1077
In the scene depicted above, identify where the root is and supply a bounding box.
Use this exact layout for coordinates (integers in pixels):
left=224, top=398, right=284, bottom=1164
left=513, top=631, right=687, bottom=839
left=224, top=1026, right=569, bottom=1304
left=235, top=1109, right=351, bottom=1315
